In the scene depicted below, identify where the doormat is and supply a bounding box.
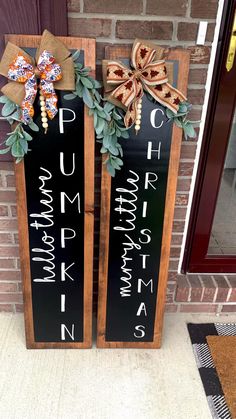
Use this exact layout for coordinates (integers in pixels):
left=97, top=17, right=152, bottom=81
left=207, top=336, right=236, bottom=418
left=187, top=323, right=236, bottom=419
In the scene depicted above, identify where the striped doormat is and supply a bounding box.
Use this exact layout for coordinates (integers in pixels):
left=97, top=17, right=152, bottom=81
left=188, top=323, right=236, bottom=419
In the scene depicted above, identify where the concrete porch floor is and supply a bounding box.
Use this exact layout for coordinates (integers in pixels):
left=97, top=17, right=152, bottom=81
left=0, top=313, right=235, bottom=419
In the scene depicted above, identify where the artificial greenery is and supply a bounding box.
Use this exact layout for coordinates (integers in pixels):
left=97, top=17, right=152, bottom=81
left=0, top=95, right=39, bottom=161
left=0, top=49, right=198, bottom=175
left=64, top=50, right=129, bottom=176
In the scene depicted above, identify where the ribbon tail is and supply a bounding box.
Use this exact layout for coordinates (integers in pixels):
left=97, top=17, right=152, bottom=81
left=40, top=80, right=58, bottom=119
left=145, top=82, right=187, bottom=114
left=124, top=101, right=138, bottom=128
left=21, top=76, right=37, bottom=124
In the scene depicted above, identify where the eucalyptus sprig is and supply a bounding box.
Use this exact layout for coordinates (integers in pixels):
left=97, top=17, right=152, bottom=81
left=0, top=95, right=39, bottom=161
left=64, top=50, right=130, bottom=176
left=165, top=101, right=199, bottom=140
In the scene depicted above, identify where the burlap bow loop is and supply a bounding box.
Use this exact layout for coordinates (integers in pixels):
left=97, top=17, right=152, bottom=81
left=103, top=40, right=187, bottom=128
left=0, top=30, right=75, bottom=124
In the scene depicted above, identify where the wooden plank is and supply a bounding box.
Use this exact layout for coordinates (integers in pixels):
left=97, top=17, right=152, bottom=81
left=97, top=46, right=190, bottom=348
left=7, top=34, right=95, bottom=348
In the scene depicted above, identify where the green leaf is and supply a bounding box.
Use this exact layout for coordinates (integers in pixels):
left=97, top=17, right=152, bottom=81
left=94, top=79, right=102, bottom=88
left=28, top=121, right=39, bottom=132
left=110, top=158, right=122, bottom=170
left=0, top=146, right=10, bottom=154
left=104, top=101, right=115, bottom=113
left=121, top=130, right=129, bottom=139
left=96, top=118, right=105, bottom=135
left=75, top=82, right=83, bottom=98
left=19, top=138, right=28, bottom=153
left=0, top=95, right=9, bottom=104
left=82, top=87, right=94, bottom=108
left=80, top=76, right=93, bottom=89
left=93, top=112, right=98, bottom=128
left=11, top=141, right=24, bottom=157
left=173, top=118, right=183, bottom=128
left=183, top=122, right=196, bottom=139
left=106, top=161, right=115, bottom=177
left=2, top=101, right=16, bottom=117
left=15, top=157, right=23, bottom=164
left=100, top=146, right=108, bottom=153
left=22, top=130, right=33, bottom=141
left=64, top=93, right=77, bottom=101
left=72, top=50, right=80, bottom=61
left=6, top=134, right=17, bottom=146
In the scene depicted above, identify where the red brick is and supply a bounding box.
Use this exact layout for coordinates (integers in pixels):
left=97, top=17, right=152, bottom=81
left=6, top=175, right=15, bottom=187
left=0, top=303, right=14, bottom=312
left=200, top=275, right=216, bottom=302
left=166, top=293, right=174, bottom=303
left=175, top=277, right=190, bottom=302
left=0, top=233, right=12, bottom=244
left=168, top=259, right=179, bottom=271
left=214, top=276, right=230, bottom=302
left=180, top=304, right=217, bottom=313
left=84, top=0, right=143, bottom=13
left=170, top=246, right=181, bottom=257
left=68, top=18, right=112, bottom=38
left=180, top=142, right=197, bottom=160
left=0, top=283, right=17, bottom=292
left=187, top=108, right=202, bottom=122
left=189, top=68, right=208, bottom=85
left=67, top=0, right=80, bottom=12
left=0, top=220, right=18, bottom=231
left=178, top=162, right=194, bottom=177
left=175, top=194, right=189, bottom=206
left=188, top=88, right=205, bottom=105
left=188, top=275, right=202, bottom=302
left=191, top=0, right=218, bottom=19
left=116, top=20, right=173, bottom=40
left=17, top=282, right=22, bottom=292
left=146, top=0, right=188, bottom=16
left=0, top=205, right=8, bottom=216
left=221, top=305, right=236, bottom=313
left=0, top=259, right=16, bottom=269
left=171, top=234, right=183, bottom=245
left=188, top=46, right=211, bottom=64
left=10, top=205, right=17, bottom=217
left=0, top=246, right=19, bottom=257
left=0, top=191, right=16, bottom=203
left=227, top=277, right=236, bottom=302
left=0, top=162, right=14, bottom=171
left=0, top=271, right=21, bottom=281
left=167, top=282, right=176, bottom=293
left=168, top=272, right=178, bottom=282
left=173, top=221, right=185, bottom=233
left=177, top=178, right=191, bottom=192
left=0, top=293, right=23, bottom=303
left=174, top=207, right=187, bottom=220
left=165, top=304, right=178, bottom=313
left=15, top=304, right=23, bottom=313
left=178, top=22, right=215, bottom=42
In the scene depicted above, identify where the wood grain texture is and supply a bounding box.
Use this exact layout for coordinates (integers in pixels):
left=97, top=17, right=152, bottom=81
left=97, top=46, right=190, bottom=348
left=8, top=34, right=95, bottom=349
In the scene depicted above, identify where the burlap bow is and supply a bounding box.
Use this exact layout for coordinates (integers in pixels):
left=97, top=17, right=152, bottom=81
left=0, top=30, right=75, bottom=124
left=103, top=39, right=187, bottom=128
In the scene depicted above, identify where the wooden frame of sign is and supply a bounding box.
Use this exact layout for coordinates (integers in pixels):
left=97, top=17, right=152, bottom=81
left=6, top=34, right=95, bottom=348
left=97, top=46, right=190, bottom=348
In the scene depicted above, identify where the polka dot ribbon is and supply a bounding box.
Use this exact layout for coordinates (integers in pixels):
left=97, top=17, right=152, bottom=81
left=105, top=41, right=187, bottom=128
left=7, top=50, right=62, bottom=124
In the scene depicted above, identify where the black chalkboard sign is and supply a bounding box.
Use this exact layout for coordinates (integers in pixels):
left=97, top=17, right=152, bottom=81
left=97, top=47, right=189, bottom=348
left=13, top=35, right=95, bottom=349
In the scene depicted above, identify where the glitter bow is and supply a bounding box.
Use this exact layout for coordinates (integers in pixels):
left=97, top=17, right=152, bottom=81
left=0, top=30, right=75, bottom=124
left=103, top=39, right=187, bottom=128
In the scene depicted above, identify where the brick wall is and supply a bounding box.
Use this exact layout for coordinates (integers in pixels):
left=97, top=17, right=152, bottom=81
left=1, top=0, right=235, bottom=314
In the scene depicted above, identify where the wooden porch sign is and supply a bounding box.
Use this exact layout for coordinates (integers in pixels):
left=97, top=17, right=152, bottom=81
left=8, top=35, right=95, bottom=348
left=97, top=46, right=189, bottom=348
